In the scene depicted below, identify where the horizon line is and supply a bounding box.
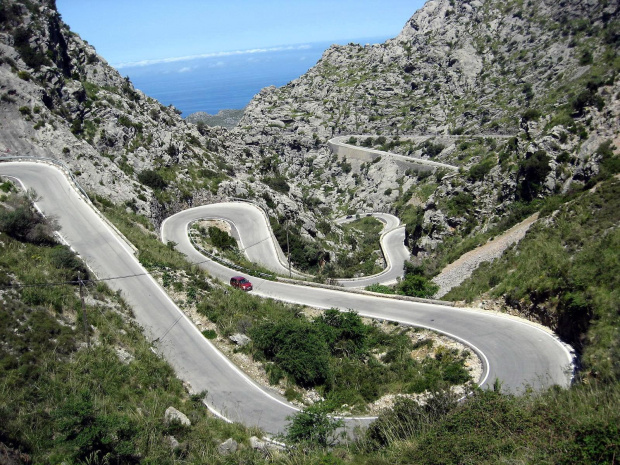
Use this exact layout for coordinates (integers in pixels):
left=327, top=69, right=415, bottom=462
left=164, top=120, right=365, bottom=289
left=114, top=44, right=315, bottom=69
left=114, top=36, right=390, bottom=69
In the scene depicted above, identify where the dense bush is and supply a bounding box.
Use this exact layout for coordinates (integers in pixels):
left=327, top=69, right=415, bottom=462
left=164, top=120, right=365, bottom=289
left=571, top=86, right=605, bottom=116
left=208, top=226, right=236, bottom=250
left=517, top=150, right=551, bottom=201
left=137, top=169, right=167, bottom=190
left=0, top=193, right=57, bottom=244
left=50, top=245, right=89, bottom=282
left=397, top=274, right=439, bottom=298
left=285, top=402, right=344, bottom=447
left=468, top=157, right=495, bottom=181
left=521, top=108, right=542, bottom=122
left=251, top=319, right=331, bottom=387
left=315, top=309, right=368, bottom=359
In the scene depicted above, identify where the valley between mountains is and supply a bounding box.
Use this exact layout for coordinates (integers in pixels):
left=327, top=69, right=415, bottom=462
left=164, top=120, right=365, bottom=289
left=0, top=0, right=618, bottom=462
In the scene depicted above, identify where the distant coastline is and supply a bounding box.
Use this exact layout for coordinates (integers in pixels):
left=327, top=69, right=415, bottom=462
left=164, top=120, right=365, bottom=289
left=124, top=37, right=389, bottom=117
left=185, top=109, right=245, bottom=128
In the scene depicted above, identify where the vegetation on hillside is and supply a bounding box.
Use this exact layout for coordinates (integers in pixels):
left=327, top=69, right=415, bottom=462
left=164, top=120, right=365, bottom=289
left=2, top=0, right=619, bottom=462
left=446, top=177, right=620, bottom=382
left=0, top=192, right=260, bottom=463
left=199, top=292, right=472, bottom=412
left=1, top=184, right=618, bottom=464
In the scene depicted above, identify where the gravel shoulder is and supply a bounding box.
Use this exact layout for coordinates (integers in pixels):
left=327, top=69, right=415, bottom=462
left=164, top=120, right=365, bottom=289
left=432, top=213, right=540, bottom=298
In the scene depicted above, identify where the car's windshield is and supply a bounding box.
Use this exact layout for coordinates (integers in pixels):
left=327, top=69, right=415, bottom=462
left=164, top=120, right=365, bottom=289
left=240, top=279, right=249, bottom=284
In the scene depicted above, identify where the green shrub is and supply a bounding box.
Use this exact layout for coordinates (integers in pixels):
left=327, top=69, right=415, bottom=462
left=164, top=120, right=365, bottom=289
left=137, top=169, right=167, bottom=190
left=201, top=329, right=217, bottom=339
left=0, top=181, right=14, bottom=193
left=285, top=402, right=344, bottom=447
left=365, top=283, right=396, bottom=294
left=50, top=245, right=88, bottom=281
left=397, top=274, right=439, bottom=298
left=517, top=150, right=551, bottom=201
left=571, top=89, right=605, bottom=116
left=208, top=226, right=236, bottom=250
left=250, top=319, right=331, bottom=387
left=396, top=262, right=439, bottom=298
left=468, top=157, right=494, bottom=181
left=444, top=192, right=474, bottom=216
left=315, top=309, right=368, bottom=359
left=521, top=108, right=542, bottom=122
left=362, top=137, right=374, bottom=147
left=593, top=140, right=620, bottom=181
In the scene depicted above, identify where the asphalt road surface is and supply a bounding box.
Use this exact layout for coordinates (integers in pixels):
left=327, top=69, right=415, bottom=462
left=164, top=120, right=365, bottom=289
left=1, top=161, right=574, bottom=437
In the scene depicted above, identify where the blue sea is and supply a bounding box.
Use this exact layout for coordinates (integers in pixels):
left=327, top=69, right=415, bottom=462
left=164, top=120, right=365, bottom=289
left=121, top=37, right=388, bottom=117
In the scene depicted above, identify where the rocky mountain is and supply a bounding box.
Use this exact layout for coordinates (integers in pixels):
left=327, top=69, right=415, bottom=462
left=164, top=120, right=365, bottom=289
left=232, top=0, right=618, bottom=251
left=1, top=0, right=618, bottom=274
left=0, top=0, right=259, bottom=224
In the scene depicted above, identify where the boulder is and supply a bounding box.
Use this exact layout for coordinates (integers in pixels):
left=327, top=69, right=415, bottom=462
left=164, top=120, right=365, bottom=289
left=164, top=406, right=191, bottom=427
left=229, top=333, right=251, bottom=347
left=217, top=438, right=238, bottom=455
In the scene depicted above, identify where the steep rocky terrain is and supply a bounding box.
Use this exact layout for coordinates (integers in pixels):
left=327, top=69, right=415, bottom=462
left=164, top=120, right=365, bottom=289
left=0, top=0, right=259, bottom=224
left=1, top=0, right=618, bottom=280
left=221, top=0, right=619, bottom=349
left=234, top=0, right=619, bottom=255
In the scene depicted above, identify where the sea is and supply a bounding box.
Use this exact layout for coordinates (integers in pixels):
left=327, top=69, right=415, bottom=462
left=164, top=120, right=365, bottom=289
left=121, top=37, right=389, bottom=118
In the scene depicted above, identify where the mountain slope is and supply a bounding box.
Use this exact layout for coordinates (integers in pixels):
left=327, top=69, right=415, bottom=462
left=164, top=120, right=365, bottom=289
left=0, top=0, right=249, bottom=223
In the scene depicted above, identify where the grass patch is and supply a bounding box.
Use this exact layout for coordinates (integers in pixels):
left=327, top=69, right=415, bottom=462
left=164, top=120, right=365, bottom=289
left=357, top=383, right=620, bottom=464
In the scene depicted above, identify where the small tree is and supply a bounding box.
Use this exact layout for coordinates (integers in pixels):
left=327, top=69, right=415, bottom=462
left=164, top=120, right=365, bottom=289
left=208, top=226, right=236, bottom=250
left=137, top=169, right=167, bottom=190
left=285, top=402, right=344, bottom=447
left=397, top=274, right=439, bottom=298
left=517, top=150, right=551, bottom=201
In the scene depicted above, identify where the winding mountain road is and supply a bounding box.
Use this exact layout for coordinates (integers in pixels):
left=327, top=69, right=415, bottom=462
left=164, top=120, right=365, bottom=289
left=333, top=213, right=410, bottom=288
left=0, top=161, right=574, bottom=437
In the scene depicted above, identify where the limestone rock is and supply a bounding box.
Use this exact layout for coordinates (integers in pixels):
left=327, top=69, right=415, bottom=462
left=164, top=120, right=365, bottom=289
left=217, top=438, right=238, bottom=455
left=229, top=333, right=251, bottom=347
left=164, top=407, right=191, bottom=427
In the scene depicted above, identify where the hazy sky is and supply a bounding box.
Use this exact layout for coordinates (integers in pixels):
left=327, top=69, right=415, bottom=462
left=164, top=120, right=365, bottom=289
left=56, top=1, right=426, bottom=68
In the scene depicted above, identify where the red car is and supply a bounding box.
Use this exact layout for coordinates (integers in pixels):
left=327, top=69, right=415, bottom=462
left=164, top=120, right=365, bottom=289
left=230, top=276, right=253, bottom=291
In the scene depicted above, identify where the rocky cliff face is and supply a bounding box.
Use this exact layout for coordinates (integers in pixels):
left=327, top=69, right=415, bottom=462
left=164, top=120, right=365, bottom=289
left=233, top=0, right=619, bottom=256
